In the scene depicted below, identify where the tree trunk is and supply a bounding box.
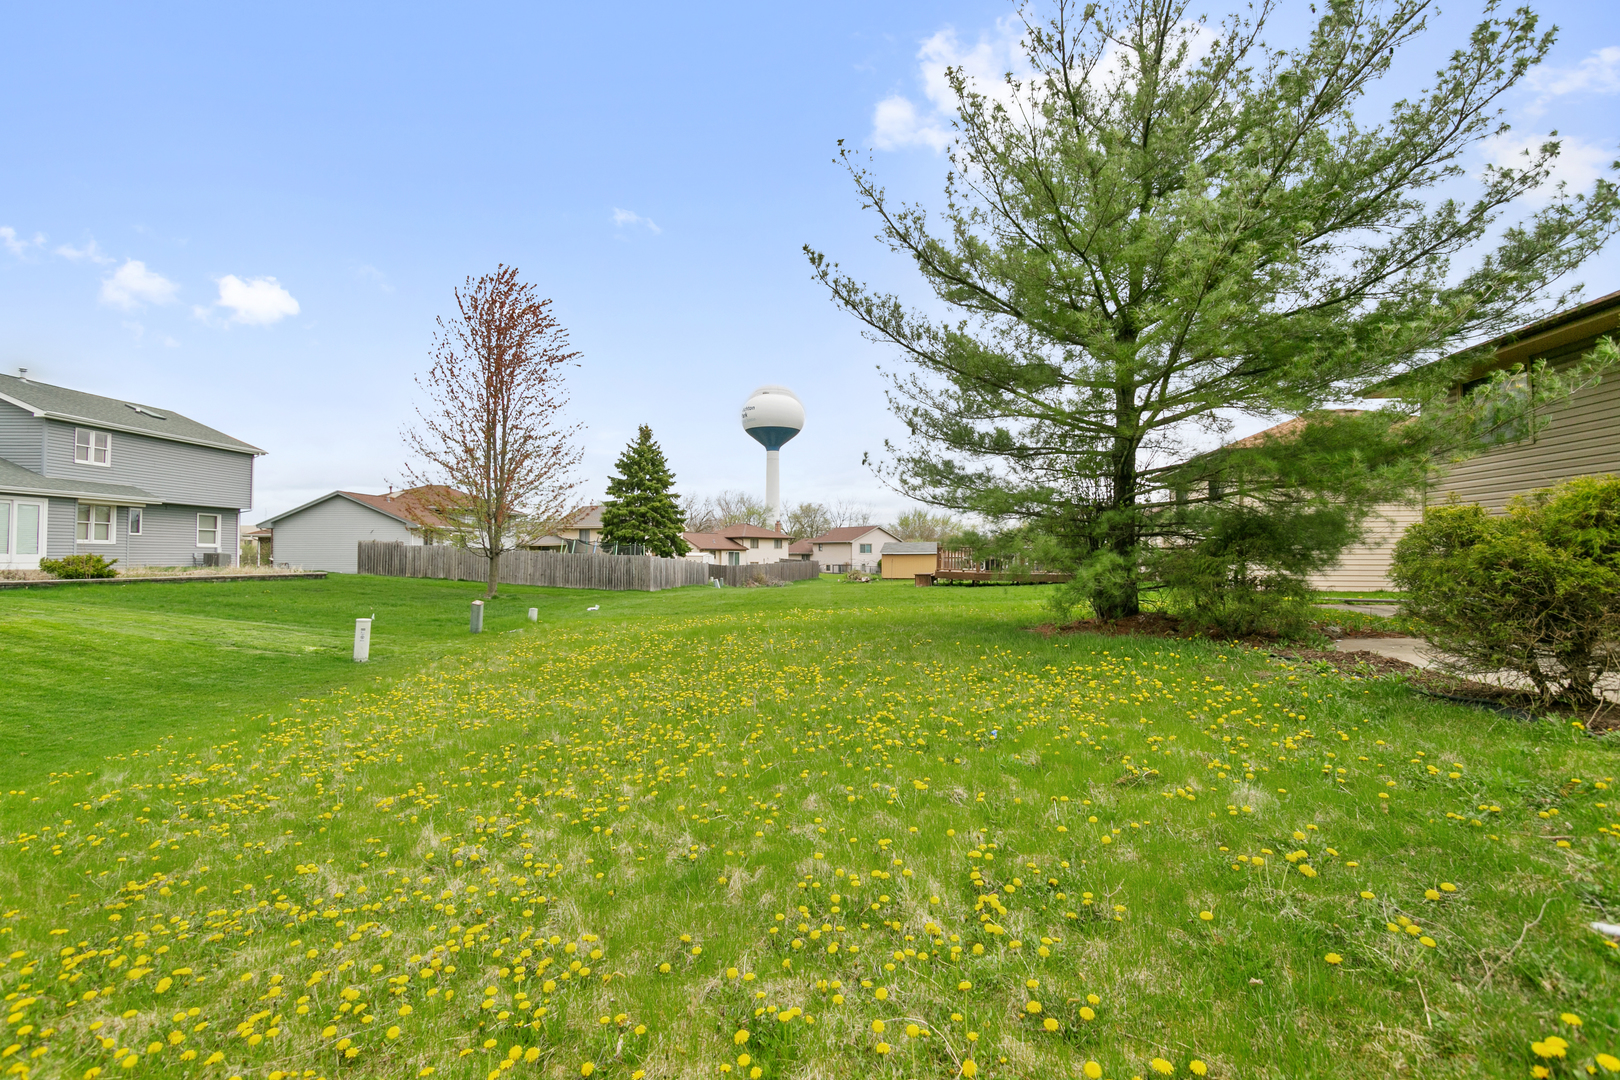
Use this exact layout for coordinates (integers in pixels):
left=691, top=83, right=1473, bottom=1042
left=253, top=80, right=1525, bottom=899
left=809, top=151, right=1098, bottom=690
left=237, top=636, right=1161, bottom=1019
left=486, top=549, right=500, bottom=597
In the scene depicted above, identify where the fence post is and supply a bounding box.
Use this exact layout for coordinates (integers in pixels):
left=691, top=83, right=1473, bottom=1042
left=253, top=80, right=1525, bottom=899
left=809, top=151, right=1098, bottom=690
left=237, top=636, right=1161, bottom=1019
left=470, top=600, right=484, bottom=633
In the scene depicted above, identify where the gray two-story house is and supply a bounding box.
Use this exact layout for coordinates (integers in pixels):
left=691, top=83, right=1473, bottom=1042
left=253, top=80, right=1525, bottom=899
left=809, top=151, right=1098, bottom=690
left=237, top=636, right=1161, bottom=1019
left=0, top=373, right=262, bottom=571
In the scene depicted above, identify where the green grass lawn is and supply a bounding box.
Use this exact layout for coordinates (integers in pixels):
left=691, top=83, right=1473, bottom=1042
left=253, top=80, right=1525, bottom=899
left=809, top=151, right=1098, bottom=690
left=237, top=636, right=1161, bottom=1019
left=0, top=575, right=715, bottom=783
left=0, top=576, right=1616, bottom=1079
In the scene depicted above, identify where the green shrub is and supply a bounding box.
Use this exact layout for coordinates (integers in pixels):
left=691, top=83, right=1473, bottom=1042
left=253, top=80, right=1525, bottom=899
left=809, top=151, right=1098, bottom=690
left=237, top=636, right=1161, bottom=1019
left=39, top=553, right=119, bottom=579
left=1150, top=504, right=1352, bottom=639
left=1390, top=475, right=1620, bottom=706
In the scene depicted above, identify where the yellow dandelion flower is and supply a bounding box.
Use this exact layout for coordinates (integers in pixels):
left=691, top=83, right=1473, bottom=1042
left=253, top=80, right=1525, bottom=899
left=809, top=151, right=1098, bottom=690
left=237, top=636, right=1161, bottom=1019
left=1151, top=1058, right=1174, bottom=1075
left=1324, top=953, right=1343, bottom=965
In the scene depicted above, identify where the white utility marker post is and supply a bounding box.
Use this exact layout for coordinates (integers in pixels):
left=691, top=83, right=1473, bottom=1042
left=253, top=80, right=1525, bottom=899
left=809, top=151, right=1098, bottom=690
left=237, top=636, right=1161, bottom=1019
left=353, top=617, right=372, bottom=662
left=470, top=600, right=484, bottom=634
left=528, top=607, right=538, bottom=622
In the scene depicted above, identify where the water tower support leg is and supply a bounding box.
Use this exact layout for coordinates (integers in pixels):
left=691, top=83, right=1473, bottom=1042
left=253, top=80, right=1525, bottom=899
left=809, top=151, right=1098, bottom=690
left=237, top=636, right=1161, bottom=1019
left=766, top=449, right=781, bottom=523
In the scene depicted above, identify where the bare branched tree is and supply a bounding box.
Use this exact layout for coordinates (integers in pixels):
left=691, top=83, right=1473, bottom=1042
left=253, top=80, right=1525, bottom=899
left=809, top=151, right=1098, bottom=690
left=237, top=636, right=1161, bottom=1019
left=828, top=498, right=874, bottom=529
left=403, top=265, right=584, bottom=596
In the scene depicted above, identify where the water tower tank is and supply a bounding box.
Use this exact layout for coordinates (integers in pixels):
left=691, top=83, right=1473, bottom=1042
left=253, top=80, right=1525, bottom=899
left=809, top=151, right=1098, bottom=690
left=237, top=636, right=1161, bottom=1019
left=741, top=385, right=805, bottom=449
left=741, top=386, right=804, bottom=525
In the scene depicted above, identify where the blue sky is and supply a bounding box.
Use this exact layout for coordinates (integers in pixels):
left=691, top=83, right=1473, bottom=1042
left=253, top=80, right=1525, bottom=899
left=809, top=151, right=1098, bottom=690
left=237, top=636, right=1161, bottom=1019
left=3, top=1, right=1617, bottom=526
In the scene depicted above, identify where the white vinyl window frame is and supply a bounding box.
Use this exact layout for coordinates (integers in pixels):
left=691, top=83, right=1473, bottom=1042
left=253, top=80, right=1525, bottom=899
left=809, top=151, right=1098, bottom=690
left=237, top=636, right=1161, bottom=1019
left=859, top=543, right=873, bottom=554
left=74, top=428, right=112, bottom=467
left=196, top=512, right=221, bottom=548
left=76, top=503, right=116, bottom=543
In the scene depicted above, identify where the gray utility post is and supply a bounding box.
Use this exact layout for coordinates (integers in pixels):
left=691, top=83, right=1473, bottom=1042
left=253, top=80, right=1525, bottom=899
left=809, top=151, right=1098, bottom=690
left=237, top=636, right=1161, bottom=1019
left=470, top=600, right=484, bottom=633
left=353, top=617, right=372, bottom=662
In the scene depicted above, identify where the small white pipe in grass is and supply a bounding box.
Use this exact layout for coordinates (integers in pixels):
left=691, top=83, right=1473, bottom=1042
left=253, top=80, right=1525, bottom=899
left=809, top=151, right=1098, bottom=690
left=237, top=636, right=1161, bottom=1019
left=353, top=617, right=372, bottom=662
left=470, top=600, right=484, bottom=633
left=528, top=607, right=538, bottom=622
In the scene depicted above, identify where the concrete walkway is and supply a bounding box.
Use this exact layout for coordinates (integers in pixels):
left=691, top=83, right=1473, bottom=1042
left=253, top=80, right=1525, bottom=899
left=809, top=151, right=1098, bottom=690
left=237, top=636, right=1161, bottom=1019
left=1332, top=636, right=1434, bottom=666
left=1331, top=636, right=1620, bottom=701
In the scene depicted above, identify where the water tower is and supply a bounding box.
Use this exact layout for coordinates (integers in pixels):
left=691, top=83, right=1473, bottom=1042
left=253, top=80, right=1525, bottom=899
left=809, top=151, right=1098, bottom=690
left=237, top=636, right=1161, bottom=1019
left=740, top=385, right=804, bottom=524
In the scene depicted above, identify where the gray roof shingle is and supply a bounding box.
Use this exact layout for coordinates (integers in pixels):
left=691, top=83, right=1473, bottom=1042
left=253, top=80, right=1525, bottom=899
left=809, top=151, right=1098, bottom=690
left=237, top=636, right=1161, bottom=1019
left=0, top=455, right=161, bottom=503
left=0, top=373, right=263, bottom=454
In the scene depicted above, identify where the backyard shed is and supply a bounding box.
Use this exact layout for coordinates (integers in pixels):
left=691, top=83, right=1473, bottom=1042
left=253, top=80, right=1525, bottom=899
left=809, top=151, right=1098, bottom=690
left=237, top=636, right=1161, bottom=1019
left=880, top=540, right=939, bottom=579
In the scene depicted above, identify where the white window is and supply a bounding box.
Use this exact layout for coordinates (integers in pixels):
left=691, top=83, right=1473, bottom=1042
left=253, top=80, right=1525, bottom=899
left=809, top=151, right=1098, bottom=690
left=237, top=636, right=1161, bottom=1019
left=773, top=538, right=782, bottom=549
left=77, top=503, right=115, bottom=542
left=860, top=543, right=873, bottom=554
left=197, top=513, right=221, bottom=547
left=128, top=507, right=142, bottom=535
left=749, top=537, right=759, bottom=549
left=74, top=428, right=112, bottom=466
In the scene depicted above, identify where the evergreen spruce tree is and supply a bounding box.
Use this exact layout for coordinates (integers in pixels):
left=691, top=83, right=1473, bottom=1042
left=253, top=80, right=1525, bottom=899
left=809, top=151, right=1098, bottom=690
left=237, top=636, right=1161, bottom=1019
left=601, top=425, right=690, bottom=557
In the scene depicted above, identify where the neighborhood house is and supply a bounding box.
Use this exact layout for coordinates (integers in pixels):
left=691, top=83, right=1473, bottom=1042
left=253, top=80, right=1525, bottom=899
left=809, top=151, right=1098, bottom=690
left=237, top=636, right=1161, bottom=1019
left=0, top=372, right=260, bottom=571
left=256, top=486, right=460, bottom=574
left=796, top=525, right=900, bottom=573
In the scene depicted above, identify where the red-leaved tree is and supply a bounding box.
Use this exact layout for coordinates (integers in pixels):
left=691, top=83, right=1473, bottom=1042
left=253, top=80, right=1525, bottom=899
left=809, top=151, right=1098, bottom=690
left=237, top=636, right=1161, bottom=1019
left=403, top=265, right=583, bottom=596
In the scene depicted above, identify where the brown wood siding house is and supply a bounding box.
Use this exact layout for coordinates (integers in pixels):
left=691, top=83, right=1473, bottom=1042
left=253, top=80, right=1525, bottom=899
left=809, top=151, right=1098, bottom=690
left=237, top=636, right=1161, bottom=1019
left=1309, top=289, right=1620, bottom=590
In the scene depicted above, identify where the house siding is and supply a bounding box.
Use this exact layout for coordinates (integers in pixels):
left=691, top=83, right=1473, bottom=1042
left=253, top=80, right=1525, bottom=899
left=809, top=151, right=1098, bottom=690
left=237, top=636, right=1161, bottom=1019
left=269, top=496, right=420, bottom=573
left=45, top=497, right=76, bottom=559
left=0, top=401, right=45, bottom=472
left=42, top=419, right=254, bottom=508
left=1432, top=373, right=1620, bottom=509
left=59, top=502, right=237, bottom=568
left=1307, top=503, right=1423, bottom=592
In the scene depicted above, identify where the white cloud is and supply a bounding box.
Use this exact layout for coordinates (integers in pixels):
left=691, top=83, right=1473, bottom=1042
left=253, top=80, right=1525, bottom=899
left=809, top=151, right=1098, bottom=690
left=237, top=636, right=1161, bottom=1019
left=612, top=208, right=661, bottom=233
left=99, top=259, right=179, bottom=310
left=356, top=264, right=393, bottom=292
left=1483, top=131, right=1616, bottom=200
left=215, top=274, right=300, bottom=325
left=873, top=19, right=1029, bottom=152
left=55, top=239, right=114, bottom=264
left=1525, top=46, right=1620, bottom=116
left=871, top=17, right=1217, bottom=153
left=1, top=227, right=45, bottom=257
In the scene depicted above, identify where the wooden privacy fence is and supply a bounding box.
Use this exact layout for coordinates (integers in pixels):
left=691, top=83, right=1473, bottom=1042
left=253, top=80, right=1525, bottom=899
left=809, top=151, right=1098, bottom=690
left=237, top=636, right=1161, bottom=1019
left=707, top=560, right=822, bottom=587
left=358, top=541, right=711, bottom=592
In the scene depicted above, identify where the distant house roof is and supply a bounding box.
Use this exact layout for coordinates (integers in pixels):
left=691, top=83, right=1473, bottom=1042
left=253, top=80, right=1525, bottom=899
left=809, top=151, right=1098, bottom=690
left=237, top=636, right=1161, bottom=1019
left=0, top=455, right=161, bottom=504
left=682, top=530, right=746, bottom=551
left=805, top=525, right=896, bottom=543
left=717, top=522, right=793, bottom=540
left=788, top=539, right=814, bottom=555
left=559, top=504, right=604, bottom=529
left=1224, top=409, right=1368, bottom=450
left=0, top=373, right=264, bottom=454
left=803, top=524, right=894, bottom=544
left=882, top=541, right=939, bottom=555
left=257, top=485, right=464, bottom=529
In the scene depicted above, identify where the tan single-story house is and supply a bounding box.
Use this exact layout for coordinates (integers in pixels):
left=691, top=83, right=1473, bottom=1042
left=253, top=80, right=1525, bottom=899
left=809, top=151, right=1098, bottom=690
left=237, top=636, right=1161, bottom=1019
left=1306, top=289, right=1620, bottom=590
left=802, top=525, right=900, bottom=573
left=880, top=540, right=939, bottom=579
left=681, top=530, right=748, bottom=565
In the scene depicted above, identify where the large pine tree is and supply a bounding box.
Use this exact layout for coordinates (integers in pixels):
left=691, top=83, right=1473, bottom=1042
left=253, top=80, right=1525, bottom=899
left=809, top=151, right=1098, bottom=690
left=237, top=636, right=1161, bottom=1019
left=601, top=425, right=690, bottom=557
left=809, top=0, right=1619, bottom=619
